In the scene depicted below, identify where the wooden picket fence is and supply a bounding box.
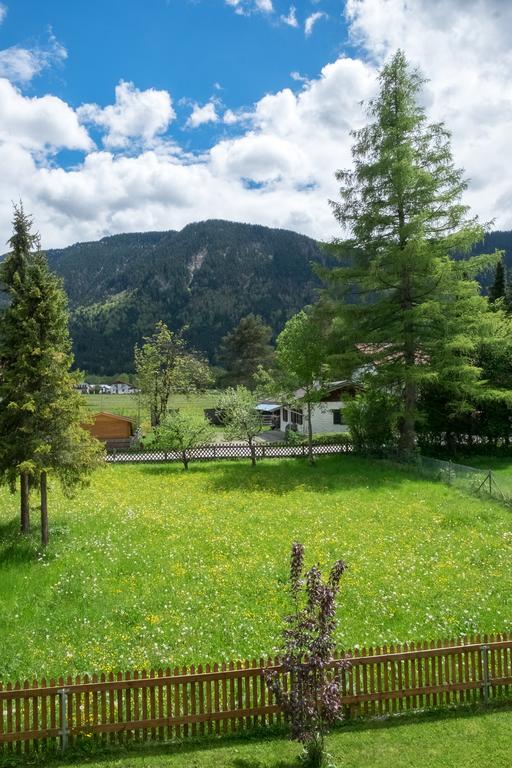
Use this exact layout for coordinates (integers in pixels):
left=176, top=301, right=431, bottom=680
left=1, top=634, right=511, bottom=754
left=106, top=441, right=353, bottom=464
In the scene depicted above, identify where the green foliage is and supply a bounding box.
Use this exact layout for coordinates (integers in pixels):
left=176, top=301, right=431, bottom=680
left=219, top=314, right=274, bottom=387
left=216, top=386, right=262, bottom=464
left=323, top=50, right=501, bottom=455
left=276, top=308, right=330, bottom=463
left=38, top=220, right=331, bottom=374
left=343, top=387, right=399, bottom=454
left=489, top=259, right=507, bottom=304
left=0, top=205, right=104, bottom=544
left=154, top=411, right=214, bottom=469
left=134, top=321, right=212, bottom=427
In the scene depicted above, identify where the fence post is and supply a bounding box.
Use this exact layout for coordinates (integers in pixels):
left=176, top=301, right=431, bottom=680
left=213, top=444, right=217, bottom=460
left=59, top=688, right=68, bottom=751
left=481, top=645, right=490, bottom=705
left=448, top=460, right=452, bottom=485
left=488, top=470, right=492, bottom=496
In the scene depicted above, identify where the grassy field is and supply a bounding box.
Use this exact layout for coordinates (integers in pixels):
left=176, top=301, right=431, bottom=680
left=13, top=710, right=512, bottom=768
left=1, top=455, right=511, bottom=683
left=82, top=392, right=222, bottom=431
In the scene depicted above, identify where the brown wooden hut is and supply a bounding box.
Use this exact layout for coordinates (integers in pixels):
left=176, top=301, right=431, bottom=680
left=82, top=412, right=135, bottom=451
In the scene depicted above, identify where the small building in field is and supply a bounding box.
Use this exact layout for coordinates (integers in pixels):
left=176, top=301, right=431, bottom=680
left=255, top=401, right=281, bottom=428
left=82, top=411, right=136, bottom=451
left=280, top=381, right=358, bottom=436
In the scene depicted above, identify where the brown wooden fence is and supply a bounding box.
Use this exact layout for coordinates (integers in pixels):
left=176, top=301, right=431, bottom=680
left=106, top=441, right=353, bottom=463
left=1, top=634, right=511, bottom=754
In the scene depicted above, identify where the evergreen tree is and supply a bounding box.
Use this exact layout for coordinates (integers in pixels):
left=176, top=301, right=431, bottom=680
left=0, top=205, right=104, bottom=546
left=323, top=50, right=500, bottom=455
left=489, top=259, right=507, bottom=304
left=0, top=205, right=41, bottom=533
left=219, top=314, right=274, bottom=388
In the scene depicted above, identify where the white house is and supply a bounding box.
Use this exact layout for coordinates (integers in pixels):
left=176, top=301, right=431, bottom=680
left=111, top=381, right=138, bottom=395
left=279, top=381, right=357, bottom=435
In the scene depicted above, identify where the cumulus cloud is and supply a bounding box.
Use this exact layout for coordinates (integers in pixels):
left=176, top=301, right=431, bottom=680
left=0, top=0, right=511, bottom=250
left=0, top=32, right=67, bottom=84
left=225, top=0, right=273, bottom=15
left=78, top=81, right=175, bottom=149
left=281, top=5, right=298, bottom=27
left=0, top=4, right=7, bottom=25
left=186, top=101, right=219, bottom=129
left=0, top=77, right=92, bottom=151
left=304, top=11, right=327, bottom=36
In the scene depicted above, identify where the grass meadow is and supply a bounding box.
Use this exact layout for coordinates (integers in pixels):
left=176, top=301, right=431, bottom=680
left=82, top=392, right=221, bottom=432
left=1, top=455, right=511, bottom=683
left=32, top=710, right=512, bottom=768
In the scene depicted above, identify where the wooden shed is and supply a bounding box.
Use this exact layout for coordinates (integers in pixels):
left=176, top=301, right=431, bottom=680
left=82, top=412, right=136, bottom=452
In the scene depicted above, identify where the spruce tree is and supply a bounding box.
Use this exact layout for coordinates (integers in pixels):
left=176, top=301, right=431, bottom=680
left=219, top=314, right=274, bottom=388
left=0, top=205, right=103, bottom=546
left=0, top=205, right=40, bottom=532
left=489, top=259, right=507, bottom=303
left=324, top=50, right=500, bottom=455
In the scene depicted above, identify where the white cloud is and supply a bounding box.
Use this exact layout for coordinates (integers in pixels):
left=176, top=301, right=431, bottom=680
left=0, top=77, right=92, bottom=151
left=0, top=33, right=67, bottom=84
left=0, top=4, right=7, bottom=25
left=304, top=11, right=327, bottom=36
left=78, top=81, right=175, bottom=149
left=281, top=5, right=298, bottom=27
left=225, top=0, right=273, bottom=15
left=0, top=0, right=511, bottom=252
left=186, top=101, right=219, bottom=129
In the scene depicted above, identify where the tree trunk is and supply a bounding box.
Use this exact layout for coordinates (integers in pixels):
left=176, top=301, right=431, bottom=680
left=182, top=451, right=189, bottom=470
left=248, top=438, right=256, bottom=467
left=40, top=471, right=49, bottom=548
left=399, top=379, right=417, bottom=457
left=20, top=471, right=30, bottom=534
left=306, top=400, right=315, bottom=465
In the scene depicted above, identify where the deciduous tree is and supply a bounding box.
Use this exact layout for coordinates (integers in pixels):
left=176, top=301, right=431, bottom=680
left=134, top=321, right=212, bottom=427
left=154, top=411, right=214, bottom=469
left=216, top=386, right=262, bottom=466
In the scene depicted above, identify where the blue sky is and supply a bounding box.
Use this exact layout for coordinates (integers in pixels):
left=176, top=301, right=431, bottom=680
left=3, top=0, right=353, bottom=156
left=0, top=0, right=510, bottom=248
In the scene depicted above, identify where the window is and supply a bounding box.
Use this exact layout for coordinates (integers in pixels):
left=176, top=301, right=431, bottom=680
left=291, top=409, right=303, bottom=426
left=332, top=409, right=345, bottom=425
left=282, top=407, right=289, bottom=422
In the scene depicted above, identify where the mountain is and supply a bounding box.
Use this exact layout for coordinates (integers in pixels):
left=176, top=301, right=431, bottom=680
left=4, top=222, right=512, bottom=375
left=44, top=220, right=331, bottom=375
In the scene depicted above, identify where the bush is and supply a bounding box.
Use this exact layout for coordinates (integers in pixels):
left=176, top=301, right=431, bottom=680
left=343, top=389, right=398, bottom=454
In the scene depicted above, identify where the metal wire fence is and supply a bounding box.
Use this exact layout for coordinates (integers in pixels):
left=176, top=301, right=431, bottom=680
left=413, top=455, right=511, bottom=504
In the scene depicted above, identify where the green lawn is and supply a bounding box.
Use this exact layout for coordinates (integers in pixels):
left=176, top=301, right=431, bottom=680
left=82, top=392, right=222, bottom=431
left=16, top=710, right=512, bottom=768
left=1, top=455, right=511, bottom=683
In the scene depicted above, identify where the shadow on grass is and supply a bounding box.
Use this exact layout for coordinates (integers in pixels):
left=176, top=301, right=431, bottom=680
left=0, top=517, right=41, bottom=565
left=5, top=705, right=512, bottom=768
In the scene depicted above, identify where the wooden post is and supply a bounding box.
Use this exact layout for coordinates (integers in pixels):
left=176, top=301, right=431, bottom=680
left=40, top=471, right=49, bottom=548
left=59, top=689, right=68, bottom=752
left=481, top=645, right=490, bottom=705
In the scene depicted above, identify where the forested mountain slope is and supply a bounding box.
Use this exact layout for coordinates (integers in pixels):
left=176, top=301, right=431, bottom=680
left=45, top=220, right=330, bottom=374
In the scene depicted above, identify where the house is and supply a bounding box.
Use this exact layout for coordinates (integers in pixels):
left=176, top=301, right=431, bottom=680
left=111, top=381, right=138, bottom=395
left=76, top=382, right=94, bottom=394
left=82, top=411, right=136, bottom=451
left=98, top=384, right=113, bottom=394
left=280, top=381, right=358, bottom=435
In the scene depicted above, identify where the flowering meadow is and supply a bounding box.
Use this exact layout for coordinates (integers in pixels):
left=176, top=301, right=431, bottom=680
left=0, top=455, right=511, bottom=682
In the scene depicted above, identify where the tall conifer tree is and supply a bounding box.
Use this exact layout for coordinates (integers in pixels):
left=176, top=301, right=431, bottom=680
left=323, top=51, right=500, bottom=455
left=0, top=205, right=103, bottom=546
left=0, top=205, right=40, bottom=532
left=489, top=259, right=507, bottom=304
